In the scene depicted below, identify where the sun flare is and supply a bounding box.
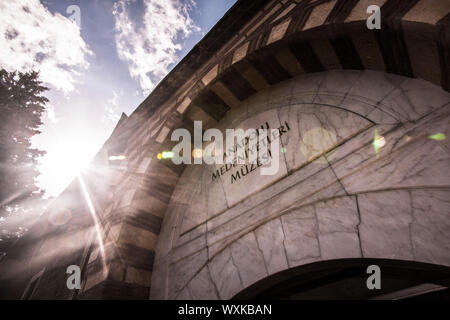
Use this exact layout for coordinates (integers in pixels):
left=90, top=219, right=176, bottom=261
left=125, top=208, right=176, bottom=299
left=37, top=132, right=100, bottom=198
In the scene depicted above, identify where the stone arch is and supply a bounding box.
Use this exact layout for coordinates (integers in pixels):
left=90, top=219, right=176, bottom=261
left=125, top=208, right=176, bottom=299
left=149, top=69, right=450, bottom=299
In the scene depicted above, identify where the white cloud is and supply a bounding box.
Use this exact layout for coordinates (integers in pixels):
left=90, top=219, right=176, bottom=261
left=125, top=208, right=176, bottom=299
left=102, top=90, right=121, bottom=123
left=113, top=0, right=200, bottom=95
left=103, top=106, right=121, bottom=123
left=0, top=0, right=93, bottom=93
left=108, top=90, right=119, bottom=107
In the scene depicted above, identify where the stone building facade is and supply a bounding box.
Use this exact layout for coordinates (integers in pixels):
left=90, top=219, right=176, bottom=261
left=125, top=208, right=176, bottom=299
left=1, top=0, right=450, bottom=299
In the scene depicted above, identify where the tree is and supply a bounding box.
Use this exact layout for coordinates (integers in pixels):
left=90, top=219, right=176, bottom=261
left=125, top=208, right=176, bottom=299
left=0, top=69, right=49, bottom=255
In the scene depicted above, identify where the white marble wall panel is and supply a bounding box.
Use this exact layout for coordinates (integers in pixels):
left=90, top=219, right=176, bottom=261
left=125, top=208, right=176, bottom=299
left=184, top=266, right=219, bottom=300
left=338, top=126, right=450, bottom=193
left=168, top=248, right=208, bottom=299
left=290, top=71, right=326, bottom=104
left=379, top=77, right=450, bottom=122
left=333, top=106, right=450, bottom=193
left=358, top=190, right=414, bottom=260
left=208, top=247, right=244, bottom=299
left=410, top=189, right=450, bottom=266
left=340, top=96, right=399, bottom=124
left=229, top=232, right=268, bottom=287
left=277, top=104, right=372, bottom=172
left=255, top=218, right=289, bottom=275
left=266, top=77, right=295, bottom=109
left=315, top=196, right=362, bottom=259
left=280, top=206, right=321, bottom=267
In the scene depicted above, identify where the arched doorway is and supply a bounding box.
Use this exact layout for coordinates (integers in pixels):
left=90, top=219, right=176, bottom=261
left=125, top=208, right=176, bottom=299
left=232, top=259, right=450, bottom=300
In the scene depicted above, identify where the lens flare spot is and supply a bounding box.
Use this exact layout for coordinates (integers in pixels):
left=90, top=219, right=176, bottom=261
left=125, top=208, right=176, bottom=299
left=158, top=151, right=174, bottom=159
left=64, top=229, right=88, bottom=250
left=162, top=151, right=174, bottom=159
left=192, top=148, right=203, bottom=159
left=78, top=175, right=107, bottom=276
left=49, top=208, right=72, bottom=226
left=429, top=133, right=446, bottom=141
left=300, top=128, right=337, bottom=163
left=281, top=147, right=287, bottom=153
left=109, top=155, right=126, bottom=161
left=373, top=129, right=386, bottom=154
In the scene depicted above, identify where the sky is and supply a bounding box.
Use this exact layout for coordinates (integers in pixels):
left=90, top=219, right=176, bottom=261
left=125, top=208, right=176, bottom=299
left=0, top=0, right=237, bottom=198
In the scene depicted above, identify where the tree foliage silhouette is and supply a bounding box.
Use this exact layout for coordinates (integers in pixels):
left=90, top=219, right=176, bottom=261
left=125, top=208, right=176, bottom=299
left=0, top=69, right=48, bottom=254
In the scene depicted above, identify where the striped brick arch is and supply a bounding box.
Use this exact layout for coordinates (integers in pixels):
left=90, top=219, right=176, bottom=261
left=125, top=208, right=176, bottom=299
left=145, top=0, right=450, bottom=123
left=187, top=0, right=449, bottom=128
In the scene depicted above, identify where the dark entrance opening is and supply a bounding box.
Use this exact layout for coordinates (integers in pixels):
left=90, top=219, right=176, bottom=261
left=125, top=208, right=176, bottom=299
left=232, top=259, right=450, bottom=300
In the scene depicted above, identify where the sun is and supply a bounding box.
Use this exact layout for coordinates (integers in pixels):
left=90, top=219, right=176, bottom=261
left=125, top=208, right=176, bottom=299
left=37, top=132, right=101, bottom=198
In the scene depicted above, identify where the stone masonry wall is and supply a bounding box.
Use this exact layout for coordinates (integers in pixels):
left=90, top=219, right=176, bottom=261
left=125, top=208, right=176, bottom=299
left=150, top=70, right=450, bottom=299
